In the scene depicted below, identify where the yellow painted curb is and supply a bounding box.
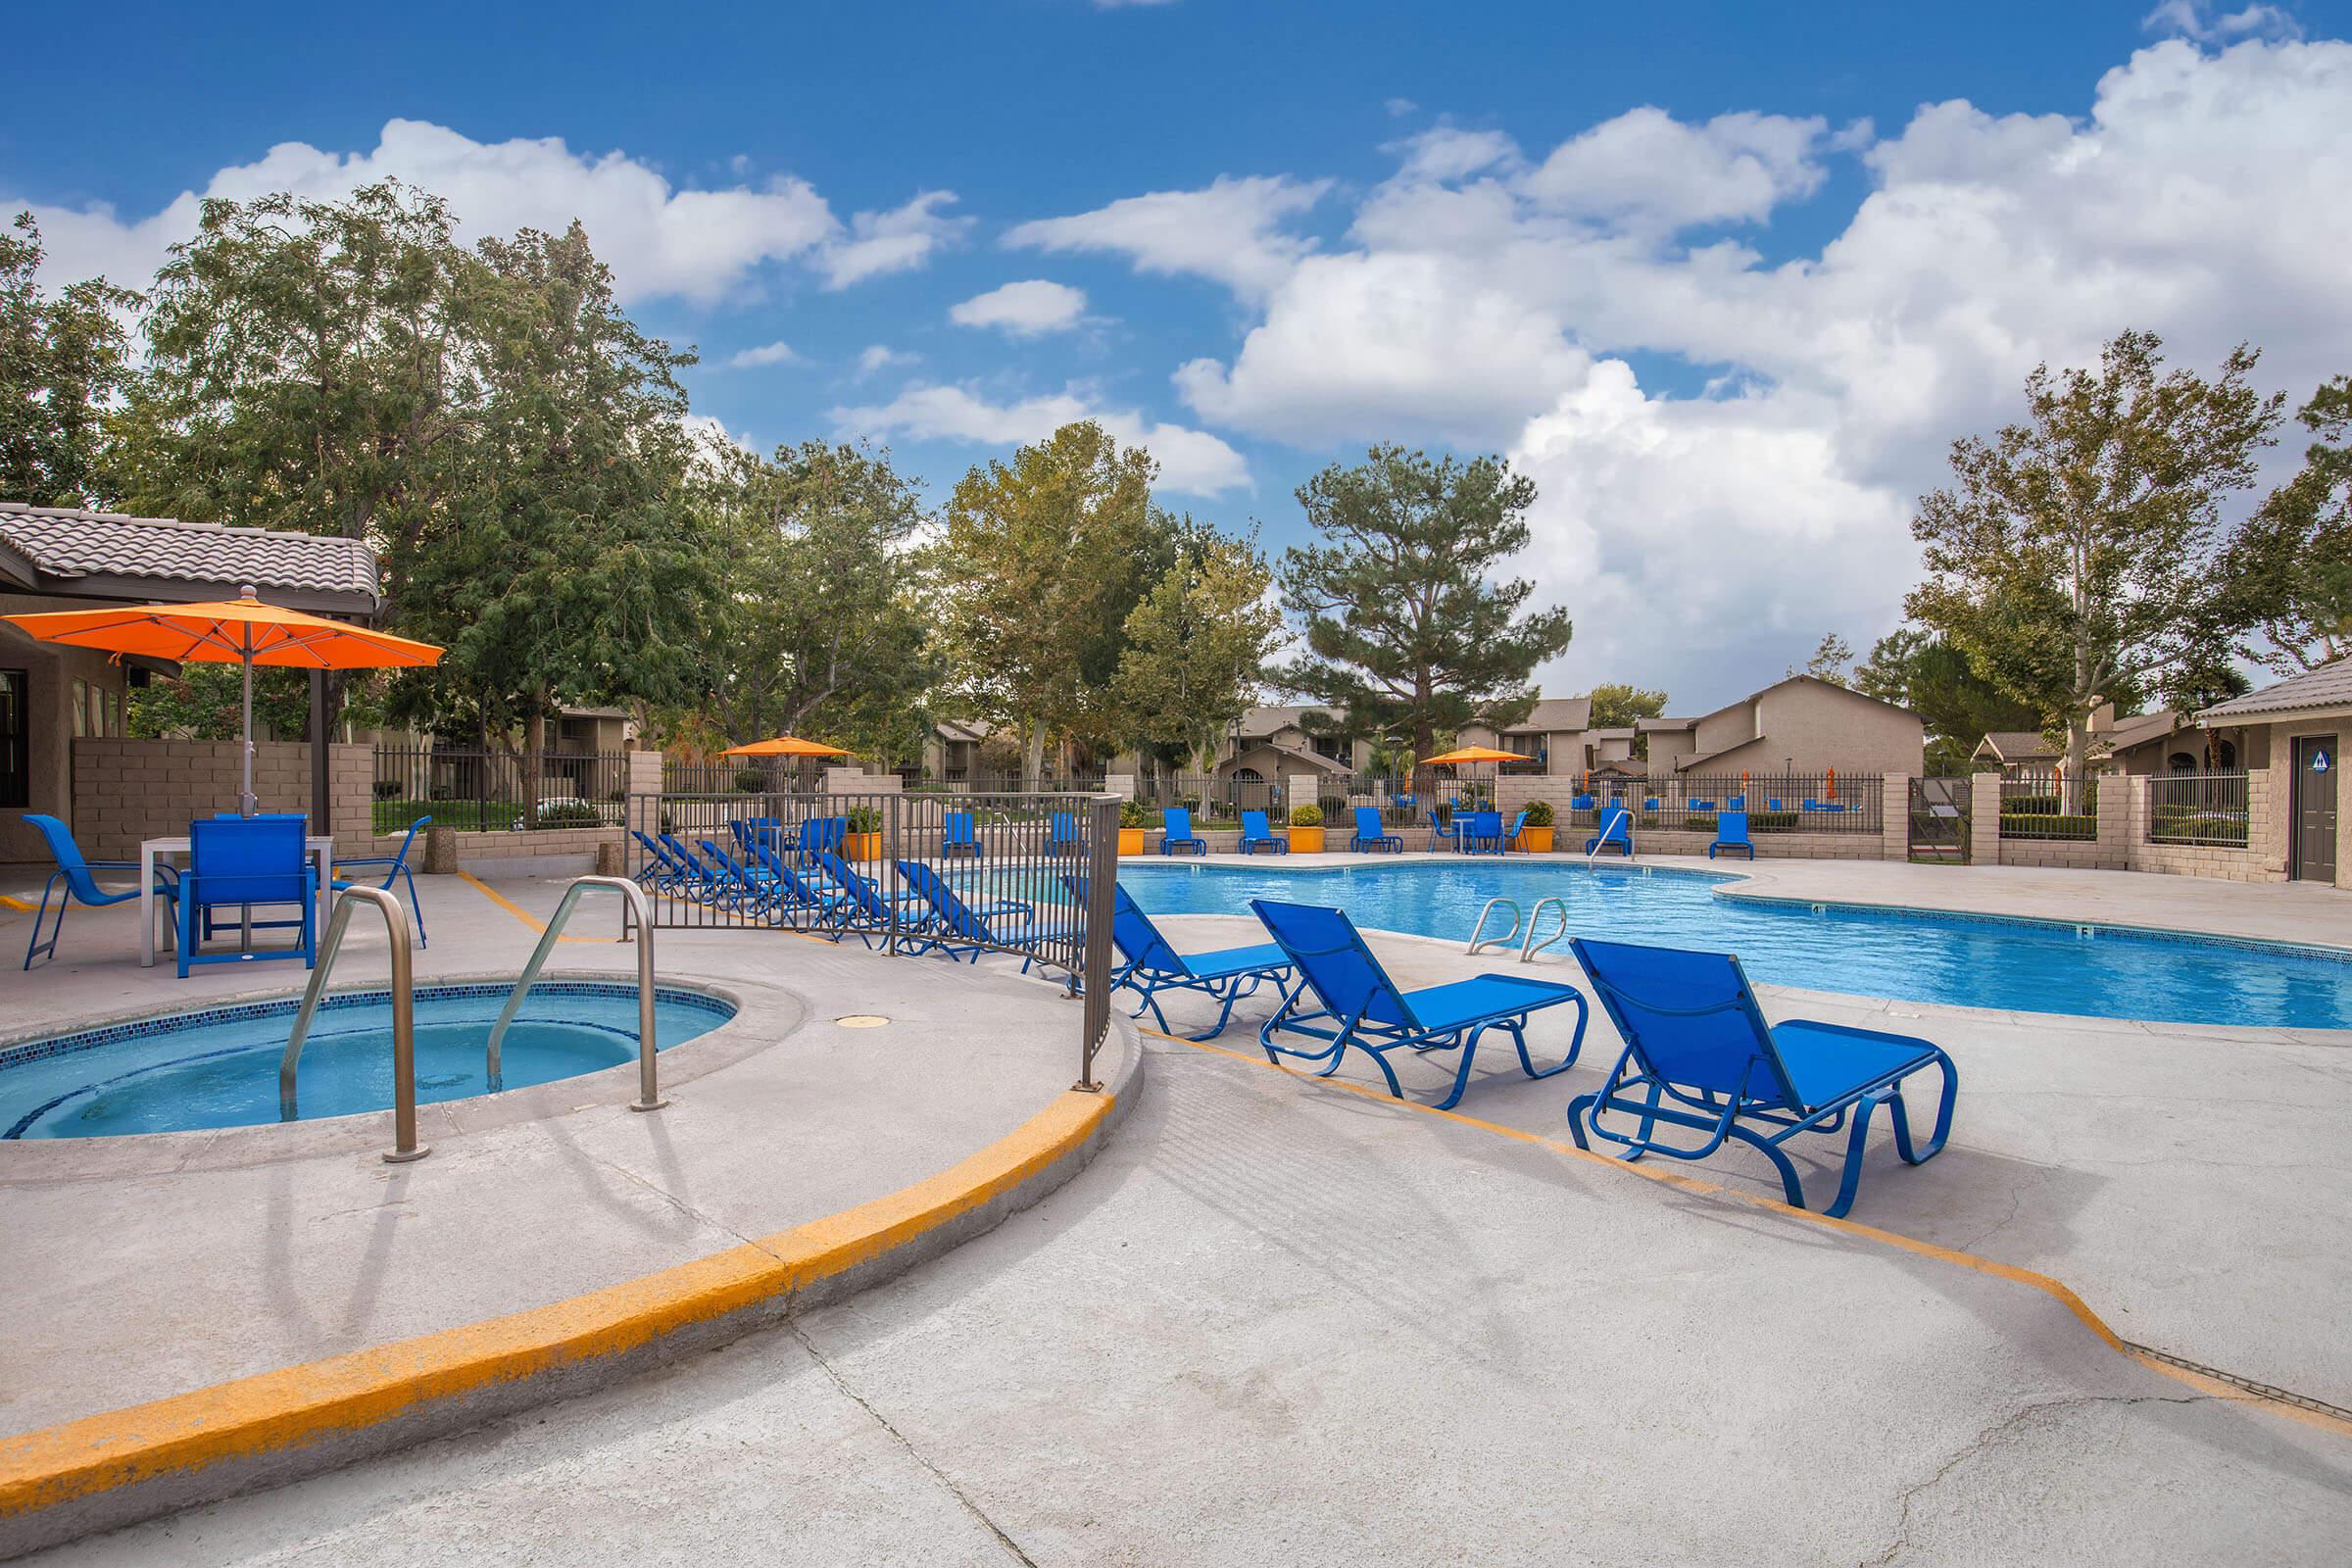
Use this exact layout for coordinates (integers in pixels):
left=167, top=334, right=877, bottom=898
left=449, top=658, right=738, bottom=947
left=0, top=894, right=33, bottom=912
left=1152, top=1029, right=2352, bottom=1441
left=0, top=1085, right=1115, bottom=1518
left=454, top=869, right=607, bottom=944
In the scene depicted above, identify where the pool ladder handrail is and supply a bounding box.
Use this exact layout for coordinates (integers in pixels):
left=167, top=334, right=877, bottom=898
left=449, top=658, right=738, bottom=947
left=1521, top=896, right=1570, bottom=962
left=485, top=875, right=667, bottom=1114
left=280, top=885, right=428, bottom=1164
left=1466, top=897, right=1522, bottom=956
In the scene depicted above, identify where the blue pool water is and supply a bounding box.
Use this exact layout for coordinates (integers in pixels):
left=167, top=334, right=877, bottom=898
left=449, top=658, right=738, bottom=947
left=1120, top=861, right=2352, bottom=1030
left=0, top=983, right=736, bottom=1141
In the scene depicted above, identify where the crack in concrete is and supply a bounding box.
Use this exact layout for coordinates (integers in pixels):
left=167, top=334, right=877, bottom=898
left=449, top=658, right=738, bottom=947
left=1861, top=1394, right=2211, bottom=1566
left=789, top=1321, right=1040, bottom=1567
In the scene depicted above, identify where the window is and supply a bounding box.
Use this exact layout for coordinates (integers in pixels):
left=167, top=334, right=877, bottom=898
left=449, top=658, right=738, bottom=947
left=102, top=687, right=122, bottom=738
left=0, top=669, right=25, bottom=808
left=71, top=678, right=89, bottom=739
left=1311, top=735, right=1347, bottom=761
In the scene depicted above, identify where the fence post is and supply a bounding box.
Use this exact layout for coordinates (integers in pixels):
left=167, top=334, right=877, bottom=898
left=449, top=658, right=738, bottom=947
left=1969, top=772, right=2002, bottom=864
left=885, top=791, right=903, bottom=957
left=1077, top=794, right=1119, bottom=1092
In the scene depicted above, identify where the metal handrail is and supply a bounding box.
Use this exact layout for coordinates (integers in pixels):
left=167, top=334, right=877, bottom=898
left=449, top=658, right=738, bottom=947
left=1466, top=897, right=1522, bottom=956
left=1522, top=897, right=1569, bottom=962
left=280, top=885, right=428, bottom=1163
left=485, top=875, right=666, bottom=1113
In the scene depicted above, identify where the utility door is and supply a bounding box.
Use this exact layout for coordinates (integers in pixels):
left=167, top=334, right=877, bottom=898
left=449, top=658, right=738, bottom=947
left=2292, top=736, right=2337, bottom=883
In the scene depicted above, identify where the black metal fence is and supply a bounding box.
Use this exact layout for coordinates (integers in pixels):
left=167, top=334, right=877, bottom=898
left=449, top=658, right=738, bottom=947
left=2000, top=770, right=2099, bottom=841
left=918, top=771, right=1108, bottom=795
left=2148, top=770, right=2250, bottom=847
left=622, top=789, right=1119, bottom=1089
left=371, top=747, right=629, bottom=833
left=1555, top=771, right=1885, bottom=835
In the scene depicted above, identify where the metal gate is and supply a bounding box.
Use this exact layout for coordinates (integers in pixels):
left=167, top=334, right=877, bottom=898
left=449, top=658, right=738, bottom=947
left=1908, top=777, right=1971, bottom=862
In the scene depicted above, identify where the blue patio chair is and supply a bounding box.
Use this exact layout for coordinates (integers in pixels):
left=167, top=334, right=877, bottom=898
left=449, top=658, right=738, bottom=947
left=1503, top=808, right=1529, bottom=851
left=796, top=816, right=846, bottom=864
left=331, top=815, right=431, bottom=947
left=895, top=860, right=1059, bottom=971
left=1250, top=899, right=1587, bottom=1110
left=1570, top=794, right=1595, bottom=812
left=1064, top=875, right=1295, bottom=1040
left=1584, top=807, right=1634, bottom=857
left=942, top=810, right=984, bottom=858
left=1728, top=795, right=1745, bottom=810
left=1048, top=809, right=1082, bottom=857
left=1688, top=798, right=1715, bottom=815
left=1348, top=807, right=1401, bottom=854
left=1708, top=809, right=1755, bottom=860
left=1801, top=798, right=1822, bottom=812
left=1461, top=808, right=1506, bottom=855
left=176, top=814, right=317, bottom=977
left=1160, top=807, right=1207, bottom=857
left=1565, top=938, right=1957, bottom=1217
left=1239, top=809, right=1289, bottom=855
left=21, top=813, right=179, bottom=969
left=1425, top=806, right=1462, bottom=853
left=1766, top=798, right=1784, bottom=812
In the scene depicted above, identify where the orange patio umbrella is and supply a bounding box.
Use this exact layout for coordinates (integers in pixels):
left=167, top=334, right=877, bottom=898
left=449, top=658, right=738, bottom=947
left=719, top=735, right=851, bottom=759
left=1420, top=746, right=1535, bottom=766
left=5, top=586, right=442, bottom=814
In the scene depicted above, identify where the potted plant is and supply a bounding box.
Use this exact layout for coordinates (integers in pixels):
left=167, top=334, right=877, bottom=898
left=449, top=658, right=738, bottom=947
left=843, top=804, right=884, bottom=861
left=1288, top=802, right=1325, bottom=854
left=1118, top=798, right=1150, bottom=856
left=1516, top=799, right=1555, bottom=853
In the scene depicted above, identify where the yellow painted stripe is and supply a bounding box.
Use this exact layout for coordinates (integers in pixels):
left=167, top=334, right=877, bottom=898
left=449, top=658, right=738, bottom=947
left=455, top=869, right=606, bottom=943
left=0, top=895, right=33, bottom=911
left=0, top=1085, right=1114, bottom=1516
left=1150, top=1028, right=2352, bottom=1440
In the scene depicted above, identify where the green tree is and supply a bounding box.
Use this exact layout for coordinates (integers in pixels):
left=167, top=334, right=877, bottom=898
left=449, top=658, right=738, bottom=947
left=127, top=665, right=312, bottom=742
left=1586, top=681, right=1668, bottom=760
left=392, top=221, right=713, bottom=811
left=693, top=437, right=942, bottom=763
left=1112, top=526, right=1284, bottom=774
left=1853, top=627, right=2040, bottom=773
left=1791, top=632, right=1854, bottom=685
left=1906, top=330, right=2281, bottom=802
left=0, top=212, right=138, bottom=507
left=1274, top=445, right=1573, bottom=788
left=939, top=421, right=1177, bottom=773
left=2225, top=373, right=2352, bottom=671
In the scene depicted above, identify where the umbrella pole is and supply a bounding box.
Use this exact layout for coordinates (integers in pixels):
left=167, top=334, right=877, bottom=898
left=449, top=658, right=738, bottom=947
left=239, top=643, right=257, bottom=817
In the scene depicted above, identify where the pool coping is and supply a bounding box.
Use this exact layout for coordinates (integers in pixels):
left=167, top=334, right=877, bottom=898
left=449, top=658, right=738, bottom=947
left=0, top=970, right=803, bottom=1178
left=0, top=1004, right=1145, bottom=1559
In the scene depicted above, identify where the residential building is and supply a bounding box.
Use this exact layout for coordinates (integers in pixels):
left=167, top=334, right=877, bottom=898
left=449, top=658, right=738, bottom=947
left=1973, top=706, right=2241, bottom=777
left=2197, top=662, right=2350, bottom=887
left=1454, top=697, right=1594, bottom=774
left=1215, top=705, right=1368, bottom=784
left=1633, top=676, right=1924, bottom=779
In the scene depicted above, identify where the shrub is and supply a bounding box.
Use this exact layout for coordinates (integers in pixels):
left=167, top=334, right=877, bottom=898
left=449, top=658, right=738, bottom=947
left=1290, top=803, right=1323, bottom=828
left=534, top=801, right=601, bottom=829
left=733, top=767, right=766, bottom=794
left=845, top=805, right=882, bottom=834
left=1318, top=795, right=1348, bottom=822
left=1119, top=798, right=1150, bottom=829
left=1522, top=800, right=1554, bottom=828
left=371, top=779, right=403, bottom=801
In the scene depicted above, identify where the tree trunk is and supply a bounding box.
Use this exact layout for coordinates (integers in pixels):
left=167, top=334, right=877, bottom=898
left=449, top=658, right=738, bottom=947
left=523, top=709, right=546, bottom=831
left=1024, top=719, right=1047, bottom=786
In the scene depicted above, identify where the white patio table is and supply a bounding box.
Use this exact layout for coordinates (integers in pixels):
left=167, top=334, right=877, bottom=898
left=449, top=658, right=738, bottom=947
left=138, top=834, right=335, bottom=969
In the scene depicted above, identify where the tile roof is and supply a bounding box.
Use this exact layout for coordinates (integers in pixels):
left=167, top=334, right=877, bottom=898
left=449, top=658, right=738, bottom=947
left=0, top=502, right=380, bottom=608
left=2201, top=660, right=2352, bottom=720
left=1975, top=730, right=2053, bottom=760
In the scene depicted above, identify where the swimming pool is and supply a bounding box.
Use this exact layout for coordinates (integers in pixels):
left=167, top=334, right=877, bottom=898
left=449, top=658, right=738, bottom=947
left=0, top=982, right=737, bottom=1140
left=1120, top=861, right=2352, bottom=1030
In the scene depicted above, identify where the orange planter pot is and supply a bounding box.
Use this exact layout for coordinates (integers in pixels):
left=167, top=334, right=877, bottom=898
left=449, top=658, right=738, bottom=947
left=1289, top=825, right=1325, bottom=853
left=1514, top=826, right=1554, bottom=853
left=1117, top=827, right=1146, bottom=856
left=843, top=830, right=883, bottom=861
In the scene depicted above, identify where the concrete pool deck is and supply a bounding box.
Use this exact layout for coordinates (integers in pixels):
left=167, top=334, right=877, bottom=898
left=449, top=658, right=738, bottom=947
left=4, top=857, right=2349, bottom=1561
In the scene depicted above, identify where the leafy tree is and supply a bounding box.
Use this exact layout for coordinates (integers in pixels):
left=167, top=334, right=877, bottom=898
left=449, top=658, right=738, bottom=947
left=693, top=437, right=942, bottom=763
left=939, top=421, right=1177, bottom=774
left=1273, top=445, right=1573, bottom=790
left=392, top=221, right=713, bottom=812
left=1853, top=627, right=2040, bottom=773
left=127, top=664, right=313, bottom=742
left=1791, top=632, right=1853, bottom=685
left=2225, top=373, right=2352, bottom=671
left=1112, top=525, right=1283, bottom=774
left=1586, top=681, right=1668, bottom=760
left=0, top=212, right=138, bottom=507
left=1906, top=330, right=2281, bottom=801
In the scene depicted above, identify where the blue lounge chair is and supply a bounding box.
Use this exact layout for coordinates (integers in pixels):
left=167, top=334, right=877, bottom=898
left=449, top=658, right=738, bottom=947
left=176, top=814, right=317, bottom=977
left=746, top=840, right=865, bottom=931
left=1048, top=809, right=1081, bottom=857
left=1584, top=807, right=1634, bottom=857
left=795, top=816, right=846, bottom=864
left=1069, top=876, right=1295, bottom=1039
left=699, top=838, right=782, bottom=917
left=1160, top=807, right=1207, bottom=857
left=1239, top=809, right=1288, bottom=855
left=1461, top=808, right=1505, bottom=855
left=660, top=833, right=726, bottom=902
left=1348, top=807, right=1401, bottom=854
left=332, top=814, right=431, bottom=947
left=1250, top=899, right=1587, bottom=1110
left=21, top=813, right=179, bottom=969
left=1708, top=809, right=1755, bottom=860
left=942, top=810, right=984, bottom=858
left=816, top=850, right=1020, bottom=948
left=630, top=829, right=692, bottom=894
left=1565, top=938, right=1957, bottom=1217
left=894, top=860, right=1058, bottom=970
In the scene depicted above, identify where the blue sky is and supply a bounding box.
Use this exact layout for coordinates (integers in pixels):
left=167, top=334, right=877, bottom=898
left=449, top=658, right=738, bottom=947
left=7, top=0, right=2348, bottom=710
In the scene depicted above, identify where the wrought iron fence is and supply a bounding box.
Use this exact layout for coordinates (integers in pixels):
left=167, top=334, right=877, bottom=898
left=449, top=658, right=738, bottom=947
left=621, top=789, right=1119, bottom=1087
left=2000, top=770, right=2099, bottom=841
left=2147, top=770, right=2250, bottom=848
left=1548, top=771, right=1884, bottom=835
left=370, top=747, right=628, bottom=833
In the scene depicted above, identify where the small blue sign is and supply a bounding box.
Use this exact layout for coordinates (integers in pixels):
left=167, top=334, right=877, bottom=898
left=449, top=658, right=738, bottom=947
left=2316, top=750, right=2333, bottom=774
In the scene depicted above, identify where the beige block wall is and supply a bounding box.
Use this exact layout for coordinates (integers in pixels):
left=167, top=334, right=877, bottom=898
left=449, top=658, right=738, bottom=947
left=1496, top=774, right=1899, bottom=860
left=66, top=738, right=372, bottom=862
left=2123, top=773, right=2284, bottom=884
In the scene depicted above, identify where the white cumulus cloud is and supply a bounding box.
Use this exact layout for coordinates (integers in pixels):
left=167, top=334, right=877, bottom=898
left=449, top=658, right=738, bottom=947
left=1003, top=174, right=1331, bottom=298
left=949, top=279, right=1091, bottom=337
left=725, top=340, right=800, bottom=368
left=857, top=344, right=922, bottom=377
left=817, top=190, right=971, bottom=289
left=831, top=383, right=1250, bottom=496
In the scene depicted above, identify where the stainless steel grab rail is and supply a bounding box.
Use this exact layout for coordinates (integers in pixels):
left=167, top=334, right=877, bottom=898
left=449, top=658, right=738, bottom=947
left=485, top=876, right=666, bottom=1113
left=1465, top=897, right=1522, bottom=956
left=1521, top=897, right=1570, bottom=962
left=280, top=885, right=428, bottom=1163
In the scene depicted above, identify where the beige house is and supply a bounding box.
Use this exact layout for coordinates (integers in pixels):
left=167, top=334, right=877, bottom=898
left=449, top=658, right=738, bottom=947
left=1636, top=676, right=1924, bottom=778
left=1214, top=705, right=1365, bottom=784
left=1454, top=697, right=1596, bottom=775
left=1, top=503, right=381, bottom=863
left=920, top=718, right=998, bottom=782
left=2197, top=662, right=2350, bottom=887
left=1972, top=707, right=2238, bottom=777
